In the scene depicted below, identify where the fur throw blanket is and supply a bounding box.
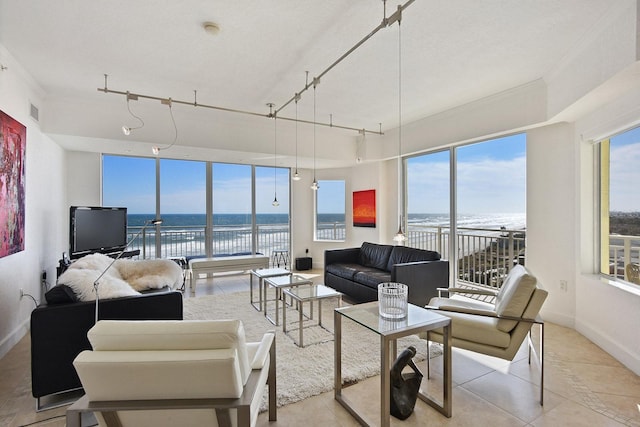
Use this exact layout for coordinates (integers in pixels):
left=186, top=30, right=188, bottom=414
left=57, top=253, right=183, bottom=301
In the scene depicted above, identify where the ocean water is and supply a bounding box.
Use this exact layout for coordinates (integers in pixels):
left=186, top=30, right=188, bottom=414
left=126, top=212, right=526, bottom=258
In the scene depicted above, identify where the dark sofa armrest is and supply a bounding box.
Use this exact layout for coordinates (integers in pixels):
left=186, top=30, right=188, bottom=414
left=30, top=290, right=183, bottom=399
left=324, top=247, right=360, bottom=266
left=391, top=260, right=449, bottom=306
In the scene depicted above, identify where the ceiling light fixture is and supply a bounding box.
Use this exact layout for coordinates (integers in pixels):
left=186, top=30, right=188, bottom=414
left=292, top=92, right=301, bottom=181
left=269, top=103, right=280, bottom=207
left=152, top=98, right=178, bottom=155
left=310, top=81, right=320, bottom=191
left=121, top=91, right=144, bottom=136
left=393, top=9, right=406, bottom=243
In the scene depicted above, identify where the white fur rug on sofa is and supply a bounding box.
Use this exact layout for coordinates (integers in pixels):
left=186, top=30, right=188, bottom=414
left=57, top=253, right=183, bottom=301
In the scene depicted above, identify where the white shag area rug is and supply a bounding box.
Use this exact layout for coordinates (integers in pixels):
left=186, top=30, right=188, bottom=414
left=183, top=291, right=442, bottom=409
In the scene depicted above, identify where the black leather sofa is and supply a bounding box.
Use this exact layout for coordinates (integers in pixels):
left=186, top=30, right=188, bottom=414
left=30, top=287, right=183, bottom=408
left=325, top=242, right=449, bottom=306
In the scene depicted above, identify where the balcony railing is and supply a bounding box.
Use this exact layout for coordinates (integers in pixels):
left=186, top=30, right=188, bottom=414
left=120, top=222, right=640, bottom=289
left=608, top=234, right=640, bottom=282
left=408, top=225, right=526, bottom=290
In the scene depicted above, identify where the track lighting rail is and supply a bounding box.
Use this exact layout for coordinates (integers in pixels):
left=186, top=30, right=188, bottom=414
left=98, top=78, right=383, bottom=135
left=97, top=0, right=416, bottom=137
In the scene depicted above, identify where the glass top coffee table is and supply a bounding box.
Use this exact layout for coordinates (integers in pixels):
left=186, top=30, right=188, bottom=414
left=282, top=284, right=343, bottom=347
left=263, top=274, right=313, bottom=326
left=249, top=267, right=291, bottom=312
left=334, top=302, right=452, bottom=427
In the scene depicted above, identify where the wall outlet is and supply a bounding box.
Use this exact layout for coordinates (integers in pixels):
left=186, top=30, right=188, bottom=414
left=19, top=288, right=24, bottom=299
left=559, top=280, right=568, bottom=292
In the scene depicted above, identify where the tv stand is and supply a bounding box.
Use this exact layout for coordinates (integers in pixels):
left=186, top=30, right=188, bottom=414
left=106, top=249, right=140, bottom=259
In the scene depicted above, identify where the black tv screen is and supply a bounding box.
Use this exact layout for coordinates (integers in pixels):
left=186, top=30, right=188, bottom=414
left=70, top=206, right=127, bottom=257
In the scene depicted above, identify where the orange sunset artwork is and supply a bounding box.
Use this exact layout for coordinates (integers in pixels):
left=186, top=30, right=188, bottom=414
left=353, top=189, right=376, bottom=227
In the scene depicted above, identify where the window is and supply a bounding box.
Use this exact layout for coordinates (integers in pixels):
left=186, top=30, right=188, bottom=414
left=160, top=159, right=206, bottom=258
left=406, top=133, right=526, bottom=288
left=212, top=163, right=252, bottom=255
left=103, top=155, right=157, bottom=257
left=255, top=166, right=290, bottom=258
left=102, top=155, right=291, bottom=263
left=598, top=126, right=640, bottom=284
left=315, top=180, right=346, bottom=241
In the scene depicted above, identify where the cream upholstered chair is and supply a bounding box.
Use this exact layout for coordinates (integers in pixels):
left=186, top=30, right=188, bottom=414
left=422, top=264, right=547, bottom=404
left=66, top=320, right=276, bottom=427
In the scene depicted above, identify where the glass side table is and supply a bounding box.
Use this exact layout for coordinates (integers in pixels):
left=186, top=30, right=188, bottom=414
left=282, top=284, right=342, bottom=347
left=249, top=268, right=291, bottom=312
left=263, top=274, right=313, bottom=325
left=334, top=302, right=452, bottom=427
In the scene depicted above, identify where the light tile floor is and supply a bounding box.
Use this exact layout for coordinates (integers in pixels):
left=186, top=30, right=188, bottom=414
left=1, top=270, right=639, bottom=426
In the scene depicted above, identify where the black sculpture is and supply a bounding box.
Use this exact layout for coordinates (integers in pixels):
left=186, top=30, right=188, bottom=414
left=390, top=346, right=424, bottom=420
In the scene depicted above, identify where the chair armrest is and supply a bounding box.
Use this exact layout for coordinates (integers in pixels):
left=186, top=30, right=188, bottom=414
left=425, top=306, right=543, bottom=325
left=437, top=287, right=498, bottom=297
left=248, top=331, right=275, bottom=369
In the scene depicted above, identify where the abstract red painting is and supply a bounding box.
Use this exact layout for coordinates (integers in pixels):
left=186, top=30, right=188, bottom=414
left=353, top=189, right=376, bottom=227
left=0, top=110, right=26, bottom=258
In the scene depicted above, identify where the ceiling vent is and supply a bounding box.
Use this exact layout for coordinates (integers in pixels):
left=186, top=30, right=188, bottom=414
left=30, top=103, right=39, bottom=122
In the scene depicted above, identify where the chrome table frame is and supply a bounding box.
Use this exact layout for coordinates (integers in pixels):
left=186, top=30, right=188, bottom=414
left=263, top=274, right=313, bottom=325
left=334, top=302, right=452, bottom=427
left=249, top=268, right=291, bottom=312
left=283, top=284, right=342, bottom=347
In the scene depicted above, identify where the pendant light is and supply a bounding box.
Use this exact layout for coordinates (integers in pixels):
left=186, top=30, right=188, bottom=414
left=292, top=93, right=301, bottom=181
left=152, top=99, right=178, bottom=155
left=311, top=82, right=319, bottom=191
left=121, top=91, right=144, bottom=135
left=270, top=103, right=280, bottom=206
left=393, top=16, right=406, bottom=243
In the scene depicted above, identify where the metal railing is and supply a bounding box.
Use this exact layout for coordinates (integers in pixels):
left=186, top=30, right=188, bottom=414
left=112, top=220, right=640, bottom=288
left=127, top=223, right=293, bottom=266
left=408, top=225, right=526, bottom=290
left=608, top=234, right=640, bottom=282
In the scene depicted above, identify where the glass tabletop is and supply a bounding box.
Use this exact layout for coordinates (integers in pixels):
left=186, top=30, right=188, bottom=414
left=251, top=267, right=291, bottom=278
left=335, top=301, right=450, bottom=336
left=265, top=274, right=313, bottom=288
left=284, top=284, right=342, bottom=301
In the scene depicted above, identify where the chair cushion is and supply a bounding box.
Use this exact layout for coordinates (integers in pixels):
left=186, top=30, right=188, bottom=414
left=88, top=319, right=251, bottom=384
left=359, top=242, right=393, bottom=271
left=353, top=268, right=392, bottom=289
left=494, top=265, right=537, bottom=332
left=386, top=246, right=440, bottom=271
left=434, top=311, right=511, bottom=348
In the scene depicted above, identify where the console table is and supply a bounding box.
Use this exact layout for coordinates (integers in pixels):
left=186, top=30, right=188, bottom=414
left=334, top=302, right=452, bottom=427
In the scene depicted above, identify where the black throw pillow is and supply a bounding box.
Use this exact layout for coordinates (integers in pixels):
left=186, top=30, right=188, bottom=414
left=44, top=284, right=78, bottom=305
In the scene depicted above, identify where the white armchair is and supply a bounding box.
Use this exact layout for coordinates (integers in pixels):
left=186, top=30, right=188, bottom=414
left=422, top=265, right=547, bottom=404
left=66, top=319, right=276, bottom=427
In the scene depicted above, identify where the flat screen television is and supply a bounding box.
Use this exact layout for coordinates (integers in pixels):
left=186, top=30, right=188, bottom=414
left=69, top=206, right=127, bottom=258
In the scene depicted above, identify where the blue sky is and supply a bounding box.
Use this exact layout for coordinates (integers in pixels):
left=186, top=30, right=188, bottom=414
left=407, top=133, right=527, bottom=214
left=609, top=126, right=640, bottom=212
left=103, top=128, right=638, bottom=215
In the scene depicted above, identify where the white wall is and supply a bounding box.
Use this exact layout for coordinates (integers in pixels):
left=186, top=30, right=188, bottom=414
left=0, top=46, right=67, bottom=359
left=526, top=123, right=577, bottom=326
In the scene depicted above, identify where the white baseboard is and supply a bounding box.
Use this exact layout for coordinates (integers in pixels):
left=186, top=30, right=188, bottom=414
left=575, top=318, right=640, bottom=376
left=0, top=318, right=29, bottom=360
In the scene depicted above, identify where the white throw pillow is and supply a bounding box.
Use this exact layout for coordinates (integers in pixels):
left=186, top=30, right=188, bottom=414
left=57, top=267, right=140, bottom=301
left=115, top=259, right=183, bottom=291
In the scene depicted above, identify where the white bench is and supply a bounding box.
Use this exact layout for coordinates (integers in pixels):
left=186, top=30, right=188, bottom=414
left=188, top=255, right=270, bottom=294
